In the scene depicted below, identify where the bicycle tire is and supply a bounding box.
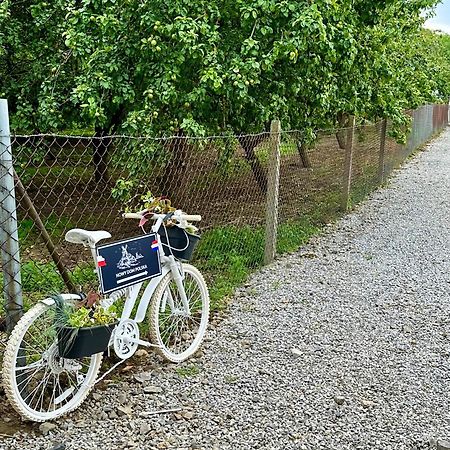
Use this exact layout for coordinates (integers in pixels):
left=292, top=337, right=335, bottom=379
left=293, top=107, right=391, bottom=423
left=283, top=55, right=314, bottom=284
left=148, top=264, right=209, bottom=363
left=2, top=301, right=102, bottom=422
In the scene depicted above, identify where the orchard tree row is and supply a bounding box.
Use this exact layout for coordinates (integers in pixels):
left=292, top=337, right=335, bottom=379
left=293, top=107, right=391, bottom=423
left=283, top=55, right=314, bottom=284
left=1, top=0, right=450, bottom=187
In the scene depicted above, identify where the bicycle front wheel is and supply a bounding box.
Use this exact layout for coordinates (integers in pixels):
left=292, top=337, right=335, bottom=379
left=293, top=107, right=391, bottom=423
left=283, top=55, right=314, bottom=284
left=2, top=301, right=102, bottom=422
left=148, top=263, right=209, bottom=363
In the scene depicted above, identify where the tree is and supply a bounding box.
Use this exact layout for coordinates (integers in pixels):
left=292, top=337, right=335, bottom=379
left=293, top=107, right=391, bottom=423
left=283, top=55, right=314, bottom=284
left=2, top=0, right=449, bottom=189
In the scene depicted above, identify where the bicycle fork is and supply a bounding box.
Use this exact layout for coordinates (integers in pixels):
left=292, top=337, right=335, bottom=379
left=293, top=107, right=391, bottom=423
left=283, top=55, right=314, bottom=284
left=167, top=258, right=191, bottom=316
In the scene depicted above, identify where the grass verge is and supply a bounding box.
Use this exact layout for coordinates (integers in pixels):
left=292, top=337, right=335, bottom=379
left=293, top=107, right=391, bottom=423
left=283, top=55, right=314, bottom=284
left=2, top=188, right=344, bottom=317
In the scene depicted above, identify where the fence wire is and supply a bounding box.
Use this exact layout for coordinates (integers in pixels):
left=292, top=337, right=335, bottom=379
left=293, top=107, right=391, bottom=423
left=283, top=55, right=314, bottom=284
left=0, top=103, right=448, bottom=322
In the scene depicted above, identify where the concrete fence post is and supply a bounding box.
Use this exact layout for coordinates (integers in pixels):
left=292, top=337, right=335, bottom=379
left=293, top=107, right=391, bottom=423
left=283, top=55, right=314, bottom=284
left=264, top=120, right=281, bottom=265
left=377, top=119, right=388, bottom=185
left=341, top=115, right=355, bottom=211
left=0, top=99, right=23, bottom=332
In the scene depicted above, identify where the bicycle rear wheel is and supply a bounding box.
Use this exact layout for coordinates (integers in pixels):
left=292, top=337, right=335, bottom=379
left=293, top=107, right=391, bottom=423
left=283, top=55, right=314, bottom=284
left=2, top=300, right=102, bottom=422
left=148, top=264, right=209, bottom=363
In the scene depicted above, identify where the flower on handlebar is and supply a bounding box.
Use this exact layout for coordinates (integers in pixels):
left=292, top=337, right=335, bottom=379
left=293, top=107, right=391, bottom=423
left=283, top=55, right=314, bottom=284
left=132, top=191, right=199, bottom=236
left=140, top=192, right=175, bottom=214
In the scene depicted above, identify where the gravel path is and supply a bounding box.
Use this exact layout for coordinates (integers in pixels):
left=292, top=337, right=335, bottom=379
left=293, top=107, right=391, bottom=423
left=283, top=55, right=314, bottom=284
left=3, top=129, right=450, bottom=450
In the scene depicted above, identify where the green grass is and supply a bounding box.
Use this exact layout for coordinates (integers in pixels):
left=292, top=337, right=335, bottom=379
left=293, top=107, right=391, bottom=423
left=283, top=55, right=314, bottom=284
left=0, top=261, right=97, bottom=317
left=277, top=218, right=320, bottom=254
left=176, top=364, right=200, bottom=377
left=255, top=140, right=298, bottom=164
left=4, top=187, right=343, bottom=318
left=0, top=261, right=97, bottom=295
left=194, top=225, right=265, bottom=310
left=16, top=164, right=92, bottom=186
left=224, top=374, right=239, bottom=384
left=18, top=213, right=74, bottom=243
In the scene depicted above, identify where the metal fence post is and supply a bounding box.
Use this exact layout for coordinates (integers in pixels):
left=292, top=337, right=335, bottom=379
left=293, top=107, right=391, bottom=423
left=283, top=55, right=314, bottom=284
left=264, top=120, right=281, bottom=265
left=377, top=119, right=387, bottom=184
left=0, top=99, right=23, bottom=332
left=341, top=115, right=355, bottom=211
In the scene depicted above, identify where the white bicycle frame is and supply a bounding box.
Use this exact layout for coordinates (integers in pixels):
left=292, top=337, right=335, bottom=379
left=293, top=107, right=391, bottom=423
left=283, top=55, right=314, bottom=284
left=45, top=211, right=201, bottom=354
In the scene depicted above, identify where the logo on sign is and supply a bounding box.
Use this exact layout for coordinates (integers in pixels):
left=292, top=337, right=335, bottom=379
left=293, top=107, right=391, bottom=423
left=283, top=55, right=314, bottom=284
left=117, top=244, right=144, bottom=269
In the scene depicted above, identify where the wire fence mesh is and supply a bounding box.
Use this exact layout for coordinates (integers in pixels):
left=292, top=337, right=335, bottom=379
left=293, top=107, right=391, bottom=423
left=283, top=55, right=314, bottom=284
left=0, top=102, right=448, bottom=323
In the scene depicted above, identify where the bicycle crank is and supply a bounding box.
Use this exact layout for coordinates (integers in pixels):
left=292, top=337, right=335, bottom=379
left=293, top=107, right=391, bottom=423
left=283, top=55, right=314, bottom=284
left=113, top=319, right=140, bottom=359
left=113, top=319, right=160, bottom=359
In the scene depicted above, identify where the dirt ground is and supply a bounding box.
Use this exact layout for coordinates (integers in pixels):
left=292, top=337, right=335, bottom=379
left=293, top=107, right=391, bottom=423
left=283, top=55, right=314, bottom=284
left=12, top=124, right=395, bottom=271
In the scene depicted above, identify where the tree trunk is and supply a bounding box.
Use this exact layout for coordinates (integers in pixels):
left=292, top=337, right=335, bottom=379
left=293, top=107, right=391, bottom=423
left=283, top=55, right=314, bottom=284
left=296, top=142, right=312, bottom=168
left=237, top=134, right=268, bottom=193
left=336, top=112, right=349, bottom=150
left=93, top=128, right=111, bottom=184
left=162, top=131, right=189, bottom=204
left=92, top=108, right=126, bottom=185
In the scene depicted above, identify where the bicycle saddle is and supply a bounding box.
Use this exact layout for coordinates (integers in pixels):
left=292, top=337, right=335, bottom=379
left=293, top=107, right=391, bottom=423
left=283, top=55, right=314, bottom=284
left=65, top=229, right=112, bottom=247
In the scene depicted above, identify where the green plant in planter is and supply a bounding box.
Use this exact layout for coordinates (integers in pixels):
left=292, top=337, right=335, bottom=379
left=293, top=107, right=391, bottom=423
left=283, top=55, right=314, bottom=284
left=54, top=295, right=119, bottom=359
left=66, top=305, right=118, bottom=328
left=54, top=295, right=118, bottom=329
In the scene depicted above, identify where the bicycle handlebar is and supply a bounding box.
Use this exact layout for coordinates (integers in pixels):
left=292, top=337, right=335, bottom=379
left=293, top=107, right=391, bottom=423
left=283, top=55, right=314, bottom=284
left=122, top=211, right=202, bottom=222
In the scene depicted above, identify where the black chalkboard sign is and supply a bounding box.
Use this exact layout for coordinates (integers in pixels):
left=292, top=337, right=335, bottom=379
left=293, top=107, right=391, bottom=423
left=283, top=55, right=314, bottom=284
left=96, top=234, right=161, bottom=294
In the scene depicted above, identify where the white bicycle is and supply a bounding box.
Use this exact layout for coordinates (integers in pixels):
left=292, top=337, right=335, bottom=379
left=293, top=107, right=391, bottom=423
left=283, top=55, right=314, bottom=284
left=2, top=211, right=209, bottom=422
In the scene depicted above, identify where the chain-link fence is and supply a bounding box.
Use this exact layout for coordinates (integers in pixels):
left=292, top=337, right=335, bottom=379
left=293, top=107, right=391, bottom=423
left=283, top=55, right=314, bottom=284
left=0, top=102, right=448, bottom=326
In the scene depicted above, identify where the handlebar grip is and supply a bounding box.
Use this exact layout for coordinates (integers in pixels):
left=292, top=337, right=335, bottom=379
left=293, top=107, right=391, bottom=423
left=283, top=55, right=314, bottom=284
left=180, top=214, right=202, bottom=222
left=122, top=212, right=144, bottom=220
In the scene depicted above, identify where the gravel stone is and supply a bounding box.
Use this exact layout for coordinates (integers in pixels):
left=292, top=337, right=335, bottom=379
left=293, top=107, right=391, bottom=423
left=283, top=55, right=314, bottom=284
left=50, top=444, right=66, bottom=450
left=134, top=372, right=152, bottom=383
left=143, top=385, right=163, bottom=394
left=117, top=405, right=132, bottom=416
left=361, top=399, right=376, bottom=408
left=117, top=393, right=127, bottom=404
left=38, top=422, right=57, bottom=435
left=333, top=395, right=345, bottom=406
left=139, top=423, right=151, bottom=435
left=108, top=410, right=118, bottom=420
left=181, top=410, right=195, bottom=420
left=437, top=439, right=450, bottom=450
left=5, top=131, right=450, bottom=449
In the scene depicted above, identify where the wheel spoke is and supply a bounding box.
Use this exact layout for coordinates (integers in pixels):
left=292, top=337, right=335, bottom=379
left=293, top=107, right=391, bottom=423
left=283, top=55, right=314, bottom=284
left=24, top=368, right=51, bottom=408
left=15, top=359, right=46, bottom=372
left=16, top=364, right=47, bottom=389
left=150, top=265, right=208, bottom=361
left=3, top=302, right=102, bottom=421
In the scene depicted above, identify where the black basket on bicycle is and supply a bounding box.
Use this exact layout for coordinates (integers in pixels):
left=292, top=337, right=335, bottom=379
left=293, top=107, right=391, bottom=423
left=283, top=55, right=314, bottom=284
left=159, top=226, right=200, bottom=261
left=57, top=322, right=117, bottom=359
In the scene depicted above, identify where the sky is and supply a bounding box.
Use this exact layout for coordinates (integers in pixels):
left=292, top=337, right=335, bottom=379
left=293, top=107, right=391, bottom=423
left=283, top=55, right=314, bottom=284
left=425, top=0, right=450, bottom=34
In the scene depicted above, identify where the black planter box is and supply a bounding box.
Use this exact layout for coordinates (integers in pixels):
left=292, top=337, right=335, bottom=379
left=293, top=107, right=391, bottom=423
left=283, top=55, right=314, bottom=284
left=57, top=322, right=117, bottom=359
left=159, top=226, right=200, bottom=261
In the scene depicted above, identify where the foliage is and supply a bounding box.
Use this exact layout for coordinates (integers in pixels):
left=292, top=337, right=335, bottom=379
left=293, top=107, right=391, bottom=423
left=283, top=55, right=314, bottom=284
left=65, top=304, right=117, bottom=328
left=53, top=294, right=118, bottom=328
left=2, top=0, right=449, bottom=141
left=18, top=213, right=73, bottom=243
left=16, top=261, right=98, bottom=294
